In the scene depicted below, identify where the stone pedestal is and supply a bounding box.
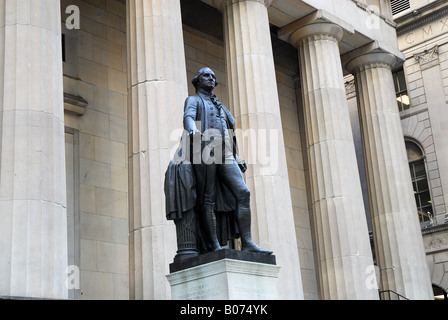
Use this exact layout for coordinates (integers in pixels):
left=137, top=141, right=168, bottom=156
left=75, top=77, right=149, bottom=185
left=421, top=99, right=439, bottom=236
left=167, top=250, right=280, bottom=300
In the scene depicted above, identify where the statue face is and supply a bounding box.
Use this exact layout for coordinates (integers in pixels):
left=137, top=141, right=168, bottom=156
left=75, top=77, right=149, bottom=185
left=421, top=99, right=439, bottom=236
left=197, top=68, right=217, bottom=90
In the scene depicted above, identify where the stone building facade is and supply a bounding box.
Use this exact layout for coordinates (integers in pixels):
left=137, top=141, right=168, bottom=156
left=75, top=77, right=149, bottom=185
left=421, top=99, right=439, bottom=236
left=0, top=0, right=445, bottom=300
left=344, top=0, right=448, bottom=300
left=393, top=0, right=448, bottom=300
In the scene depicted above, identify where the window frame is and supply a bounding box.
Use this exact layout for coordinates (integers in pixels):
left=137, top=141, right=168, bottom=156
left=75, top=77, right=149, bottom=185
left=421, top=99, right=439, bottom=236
left=407, top=142, right=434, bottom=225
left=409, top=159, right=433, bottom=223
left=393, top=68, right=410, bottom=112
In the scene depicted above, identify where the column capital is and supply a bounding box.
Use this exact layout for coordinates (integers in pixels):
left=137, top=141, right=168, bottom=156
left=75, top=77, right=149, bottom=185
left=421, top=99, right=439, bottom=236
left=214, top=0, right=272, bottom=11
left=278, top=10, right=354, bottom=48
left=346, top=52, right=397, bottom=73
left=289, top=22, right=344, bottom=47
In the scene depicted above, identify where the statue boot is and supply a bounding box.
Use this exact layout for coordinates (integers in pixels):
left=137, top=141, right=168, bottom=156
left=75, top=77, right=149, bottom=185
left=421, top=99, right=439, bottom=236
left=202, top=203, right=222, bottom=252
left=237, top=206, right=273, bottom=255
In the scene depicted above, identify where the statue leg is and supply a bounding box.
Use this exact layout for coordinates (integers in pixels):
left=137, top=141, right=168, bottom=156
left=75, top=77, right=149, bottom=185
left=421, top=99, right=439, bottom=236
left=202, top=164, right=222, bottom=252
left=236, top=205, right=273, bottom=255
left=202, top=203, right=222, bottom=252
left=218, top=161, right=273, bottom=255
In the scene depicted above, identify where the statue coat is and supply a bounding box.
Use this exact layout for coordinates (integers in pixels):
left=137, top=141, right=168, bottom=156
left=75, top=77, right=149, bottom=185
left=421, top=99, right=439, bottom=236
left=165, top=94, right=241, bottom=249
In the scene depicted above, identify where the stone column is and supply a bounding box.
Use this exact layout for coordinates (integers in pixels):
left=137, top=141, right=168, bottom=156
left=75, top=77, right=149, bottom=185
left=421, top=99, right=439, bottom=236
left=289, top=23, right=378, bottom=300
left=347, top=52, right=433, bottom=300
left=0, top=0, right=68, bottom=299
left=219, top=0, right=304, bottom=300
left=127, top=0, right=189, bottom=300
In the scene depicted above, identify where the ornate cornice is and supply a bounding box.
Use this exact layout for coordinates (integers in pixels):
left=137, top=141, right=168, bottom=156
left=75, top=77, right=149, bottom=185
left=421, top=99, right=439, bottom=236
left=414, top=45, right=440, bottom=70
left=422, top=223, right=448, bottom=236
left=422, top=223, right=448, bottom=253
left=397, top=5, right=448, bottom=35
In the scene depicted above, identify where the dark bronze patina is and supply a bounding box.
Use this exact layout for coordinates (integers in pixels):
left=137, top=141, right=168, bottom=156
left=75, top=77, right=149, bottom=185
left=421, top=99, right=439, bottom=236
left=165, top=67, right=273, bottom=263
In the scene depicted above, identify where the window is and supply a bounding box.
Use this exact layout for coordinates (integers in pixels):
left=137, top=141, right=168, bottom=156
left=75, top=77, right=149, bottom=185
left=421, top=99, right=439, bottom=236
left=393, top=69, right=410, bottom=112
left=391, top=0, right=411, bottom=16
left=406, top=141, right=433, bottom=224
left=410, top=160, right=433, bottom=223
left=61, top=23, right=78, bottom=78
left=433, top=285, right=448, bottom=301
left=62, top=34, right=66, bottom=62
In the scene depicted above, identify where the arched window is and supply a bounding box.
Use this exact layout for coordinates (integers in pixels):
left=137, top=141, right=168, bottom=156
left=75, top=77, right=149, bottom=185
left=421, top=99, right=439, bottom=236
left=406, top=140, right=434, bottom=224
left=433, top=285, right=448, bottom=301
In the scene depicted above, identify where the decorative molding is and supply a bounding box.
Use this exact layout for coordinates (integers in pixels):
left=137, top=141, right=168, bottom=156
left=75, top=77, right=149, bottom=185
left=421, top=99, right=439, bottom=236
left=345, top=79, right=356, bottom=97
left=414, top=45, right=440, bottom=70
left=396, top=3, right=448, bottom=35
left=422, top=223, right=448, bottom=253
left=64, top=92, right=88, bottom=116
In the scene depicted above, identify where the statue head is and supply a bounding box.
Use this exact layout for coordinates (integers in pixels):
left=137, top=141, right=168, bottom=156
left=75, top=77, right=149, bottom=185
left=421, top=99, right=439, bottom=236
left=192, top=67, right=219, bottom=91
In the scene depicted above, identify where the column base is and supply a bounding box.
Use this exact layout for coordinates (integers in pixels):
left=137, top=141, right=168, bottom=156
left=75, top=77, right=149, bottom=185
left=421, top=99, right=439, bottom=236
left=167, top=250, right=280, bottom=300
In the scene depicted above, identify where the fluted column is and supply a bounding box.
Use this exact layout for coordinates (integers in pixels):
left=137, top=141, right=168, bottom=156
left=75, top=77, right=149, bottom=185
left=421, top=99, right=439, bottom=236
left=290, top=23, right=378, bottom=300
left=220, top=0, right=304, bottom=300
left=347, top=53, right=433, bottom=300
left=127, top=0, right=188, bottom=300
left=0, top=0, right=67, bottom=299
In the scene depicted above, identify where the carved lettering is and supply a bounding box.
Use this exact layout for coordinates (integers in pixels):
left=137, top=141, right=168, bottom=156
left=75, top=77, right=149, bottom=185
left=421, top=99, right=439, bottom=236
left=406, top=32, right=415, bottom=45
left=423, top=25, right=433, bottom=38
left=441, top=18, right=448, bottom=31
left=401, top=16, right=448, bottom=49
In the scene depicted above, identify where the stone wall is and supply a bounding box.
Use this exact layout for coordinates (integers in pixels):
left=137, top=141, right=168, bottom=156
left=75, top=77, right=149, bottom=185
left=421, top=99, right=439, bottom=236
left=423, top=225, right=448, bottom=292
left=390, top=2, right=448, bottom=295
left=62, top=0, right=129, bottom=300
left=400, top=42, right=448, bottom=225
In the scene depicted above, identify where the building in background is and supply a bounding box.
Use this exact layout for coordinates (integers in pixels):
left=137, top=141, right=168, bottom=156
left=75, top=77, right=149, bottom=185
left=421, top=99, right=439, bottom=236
left=393, top=0, right=448, bottom=301
left=0, top=0, right=446, bottom=300
left=345, top=0, right=448, bottom=301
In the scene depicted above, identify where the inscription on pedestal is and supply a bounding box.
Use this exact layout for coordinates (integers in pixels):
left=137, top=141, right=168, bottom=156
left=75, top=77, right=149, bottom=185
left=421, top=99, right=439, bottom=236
left=231, top=286, right=272, bottom=300
left=176, top=284, right=222, bottom=300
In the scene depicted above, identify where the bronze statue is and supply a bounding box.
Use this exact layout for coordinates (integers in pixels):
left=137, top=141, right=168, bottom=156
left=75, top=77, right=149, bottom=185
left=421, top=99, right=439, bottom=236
left=165, top=67, right=272, bottom=261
